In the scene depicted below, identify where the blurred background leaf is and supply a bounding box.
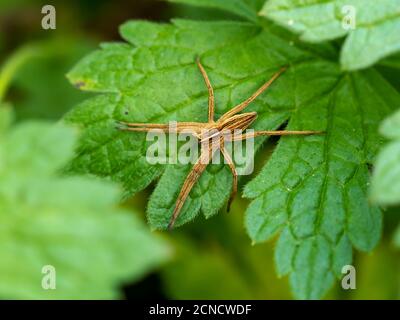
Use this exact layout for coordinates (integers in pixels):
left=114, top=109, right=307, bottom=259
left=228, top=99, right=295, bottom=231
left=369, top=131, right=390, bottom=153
left=11, top=38, right=94, bottom=120
left=0, top=109, right=170, bottom=299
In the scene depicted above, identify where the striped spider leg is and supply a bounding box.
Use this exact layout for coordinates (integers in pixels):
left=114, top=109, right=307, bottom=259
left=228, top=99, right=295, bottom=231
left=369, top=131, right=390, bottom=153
left=118, top=58, right=323, bottom=229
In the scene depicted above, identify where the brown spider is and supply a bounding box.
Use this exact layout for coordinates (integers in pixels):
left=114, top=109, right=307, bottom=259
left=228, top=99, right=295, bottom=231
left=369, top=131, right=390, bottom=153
left=118, top=58, right=322, bottom=229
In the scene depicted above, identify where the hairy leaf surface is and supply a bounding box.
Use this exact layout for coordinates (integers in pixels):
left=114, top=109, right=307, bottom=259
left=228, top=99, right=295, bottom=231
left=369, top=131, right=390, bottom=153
left=244, top=69, right=400, bottom=298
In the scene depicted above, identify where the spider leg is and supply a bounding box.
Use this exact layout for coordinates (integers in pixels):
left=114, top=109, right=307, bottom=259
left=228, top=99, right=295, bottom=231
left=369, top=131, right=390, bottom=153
left=228, top=130, right=325, bottom=141
left=196, top=57, right=215, bottom=122
left=116, top=121, right=203, bottom=136
left=118, top=121, right=203, bottom=128
left=168, top=145, right=214, bottom=230
left=220, top=67, right=287, bottom=121
left=116, top=121, right=170, bottom=133
left=220, top=145, right=237, bottom=212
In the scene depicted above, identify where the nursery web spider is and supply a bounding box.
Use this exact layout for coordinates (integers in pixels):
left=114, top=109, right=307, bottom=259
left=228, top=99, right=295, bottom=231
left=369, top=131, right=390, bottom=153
left=117, top=58, right=322, bottom=229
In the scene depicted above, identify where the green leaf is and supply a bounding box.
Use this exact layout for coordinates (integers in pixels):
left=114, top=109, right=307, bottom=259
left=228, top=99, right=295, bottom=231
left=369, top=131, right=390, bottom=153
left=65, top=7, right=399, bottom=298
left=65, top=19, right=311, bottom=228
left=0, top=114, right=169, bottom=299
left=260, top=0, right=400, bottom=70
left=380, top=108, right=400, bottom=139
left=167, top=0, right=264, bottom=22
left=370, top=109, right=400, bottom=205
left=148, top=163, right=234, bottom=229
left=370, top=142, right=400, bottom=205
left=244, top=68, right=399, bottom=299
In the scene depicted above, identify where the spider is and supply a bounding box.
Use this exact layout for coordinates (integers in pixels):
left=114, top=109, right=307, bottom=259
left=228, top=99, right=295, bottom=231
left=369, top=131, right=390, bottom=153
left=117, top=58, right=322, bottom=229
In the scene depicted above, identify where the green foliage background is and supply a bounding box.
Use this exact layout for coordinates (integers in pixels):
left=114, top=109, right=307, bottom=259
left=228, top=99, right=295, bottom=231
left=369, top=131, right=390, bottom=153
left=0, top=0, right=399, bottom=299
